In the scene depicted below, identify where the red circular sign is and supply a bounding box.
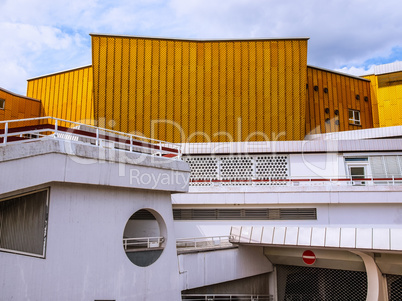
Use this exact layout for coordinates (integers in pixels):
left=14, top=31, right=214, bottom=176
left=302, top=250, right=316, bottom=265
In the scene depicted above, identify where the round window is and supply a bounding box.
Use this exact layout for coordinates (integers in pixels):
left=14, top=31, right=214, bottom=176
left=122, top=209, right=166, bottom=267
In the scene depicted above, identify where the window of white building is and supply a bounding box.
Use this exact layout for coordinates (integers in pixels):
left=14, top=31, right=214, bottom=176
left=0, top=189, right=49, bottom=257
left=345, top=158, right=369, bottom=186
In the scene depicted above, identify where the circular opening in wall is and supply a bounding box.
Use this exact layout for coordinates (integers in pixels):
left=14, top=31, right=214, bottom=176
left=314, top=85, right=319, bottom=91
left=122, top=209, right=166, bottom=267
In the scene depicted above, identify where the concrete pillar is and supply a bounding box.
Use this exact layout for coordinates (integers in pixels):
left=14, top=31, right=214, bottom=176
left=351, top=251, right=388, bottom=301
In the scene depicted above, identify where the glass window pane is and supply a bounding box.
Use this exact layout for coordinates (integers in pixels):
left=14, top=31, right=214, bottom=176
left=351, top=167, right=365, bottom=179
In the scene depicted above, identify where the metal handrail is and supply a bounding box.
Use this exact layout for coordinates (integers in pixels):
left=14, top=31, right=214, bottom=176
left=181, top=294, right=273, bottom=301
left=123, top=236, right=165, bottom=250
left=189, top=175, right=402, bottom=186
left=176, top=236, right=233, bottom=248
left=0, top=116, right=181, bottom=159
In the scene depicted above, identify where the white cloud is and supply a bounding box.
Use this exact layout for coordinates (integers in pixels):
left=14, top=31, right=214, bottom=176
left=0, top=0, right=402, bottom=94
left=335, top=65, right=375, bottom=77
left=0, top=22, right=90, bottom=93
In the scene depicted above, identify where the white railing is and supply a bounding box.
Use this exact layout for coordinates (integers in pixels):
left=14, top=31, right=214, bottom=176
left=181, top=294, right=273, bottom=301
left=0, top=117, right=181, bottom=159
left=176, top=236, right=233, bottom=249
left=123, top=236, right=165, bottom=250
left=189, top=175, right=402, bottom=187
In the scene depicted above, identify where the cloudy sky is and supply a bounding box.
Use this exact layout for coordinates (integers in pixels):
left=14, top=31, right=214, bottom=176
left=1, top=0, right=402, bottom=95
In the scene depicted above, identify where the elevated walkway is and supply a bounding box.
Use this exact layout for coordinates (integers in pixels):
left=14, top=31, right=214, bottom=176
left=177, top=236, right=273, bottom=291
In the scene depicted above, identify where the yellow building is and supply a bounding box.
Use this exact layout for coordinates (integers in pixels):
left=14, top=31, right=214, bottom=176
left=307, top=66, right=373, bottom=135
left=363, top=61, right=402, bottom=127
left=26, top=65, right=94, bottom=127
left=0, top=87, right=42, bottom=122
left=21, top=34, right=375, bottom=142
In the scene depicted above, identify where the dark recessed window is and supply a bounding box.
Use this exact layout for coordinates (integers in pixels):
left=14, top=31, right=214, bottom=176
left=325, top=108, right=330, bottom=114
left=0, top=189, right=49, bottom=257
left=314, top=85, right=319, bottom=91
left=334, top=109, right=339, bottom=116
left=324, top=87, right=328, bottom=93
left=0, top=98, right=5, bottom=109
left=356, top=94, right=360, bottom=100
left=364, top=96, right=369, bottom=102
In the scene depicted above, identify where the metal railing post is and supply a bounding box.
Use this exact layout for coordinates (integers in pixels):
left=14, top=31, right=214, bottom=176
left=130, top=136, right=133, bottom=152
left=4, top=121, right=8, bottom=144
left=96, top=128, right=99, bottom=146
left=54, top=119, right=58, bottom=138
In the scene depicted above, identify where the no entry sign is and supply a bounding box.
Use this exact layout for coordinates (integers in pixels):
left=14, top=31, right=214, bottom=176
left=302, top=250, right=316, bottom=265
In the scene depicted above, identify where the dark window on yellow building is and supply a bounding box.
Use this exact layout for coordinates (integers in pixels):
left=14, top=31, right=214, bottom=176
left=349, top=109, right=361, bottom=125
left=0, top=98, right=5, bottom=109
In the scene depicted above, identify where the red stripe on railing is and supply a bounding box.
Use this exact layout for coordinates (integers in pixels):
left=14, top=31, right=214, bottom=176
left=189, top=178, right=402, bottom=183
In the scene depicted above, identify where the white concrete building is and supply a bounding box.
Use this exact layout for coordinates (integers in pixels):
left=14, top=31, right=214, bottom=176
left=174, top=126, right=402, bottom=300
left=1, top=118, right=402, bottom=300
left=0, top=119, right=190, bottom=301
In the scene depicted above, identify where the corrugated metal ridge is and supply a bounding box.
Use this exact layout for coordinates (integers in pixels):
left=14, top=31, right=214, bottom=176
left=0, top=86, right=41, bottom=102
left=306, top=125, right=402, bottom=141
left=27, top=65, right=93, bottom=81
left=89, top=32, right=310, bottom=42
left=180, top=139, right=402, bottom=154
left=231, top=225, right=402, bottom=251
left=307, top=65, right=370, bottom=82
left=374, top=61, right=402, bottom=75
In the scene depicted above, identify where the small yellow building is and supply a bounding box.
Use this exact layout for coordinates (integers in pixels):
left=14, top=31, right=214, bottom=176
left=0, top=87, right=42, bottom=122
left=363, top=61, right=402, bottom=128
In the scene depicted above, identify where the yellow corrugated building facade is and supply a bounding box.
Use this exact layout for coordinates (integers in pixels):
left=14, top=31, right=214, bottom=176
left=9, top=34, right=385, bottom=142
left=363, top=63, right=402, bottom=128
left=0, top=87, right=42, bottom=122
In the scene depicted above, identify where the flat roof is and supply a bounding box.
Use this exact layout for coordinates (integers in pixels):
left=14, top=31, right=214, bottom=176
left=364, top=61, right=402, bottom=76
left=306, top=125, right=402, bottom=141
left=89, top=33, right=310, bottom=42
left=180, top=138, right=402, bottom=155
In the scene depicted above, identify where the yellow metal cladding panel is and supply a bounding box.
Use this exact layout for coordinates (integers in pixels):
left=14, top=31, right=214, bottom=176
left=307, top=67, right=373, bottom=134
left=26, top=66, right=94, bottom=126
left=0, top=89, right=42, bottom=124
left=364, top=72, right=402, bottom=127
left=91, top=35, right=308, bottom=142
